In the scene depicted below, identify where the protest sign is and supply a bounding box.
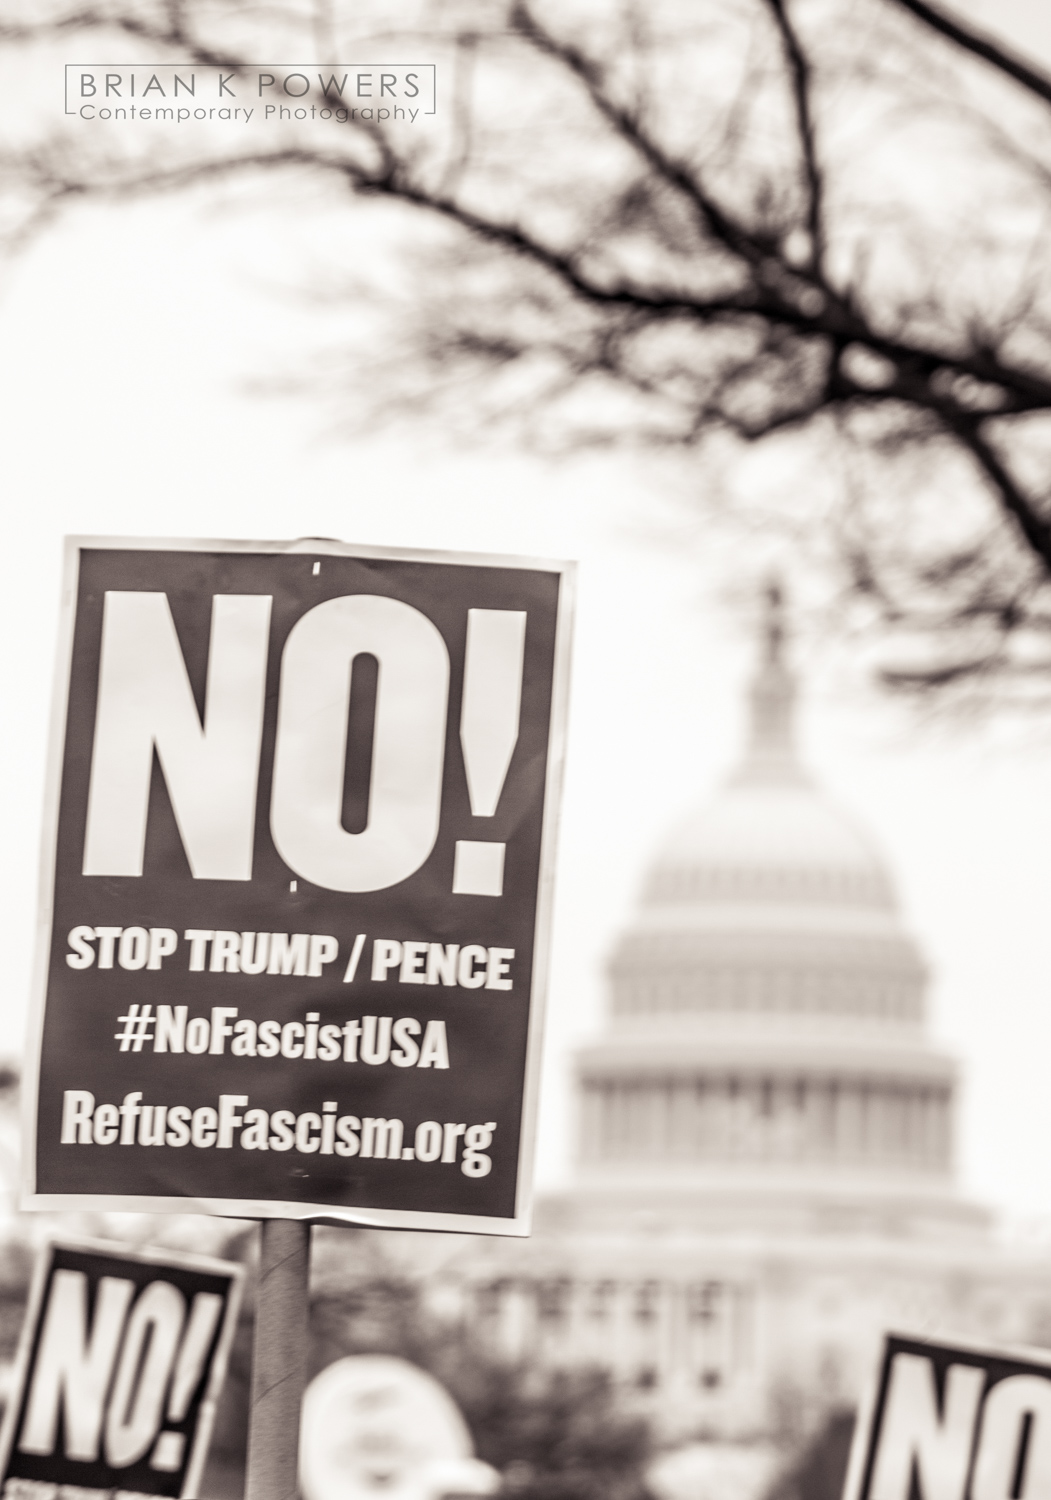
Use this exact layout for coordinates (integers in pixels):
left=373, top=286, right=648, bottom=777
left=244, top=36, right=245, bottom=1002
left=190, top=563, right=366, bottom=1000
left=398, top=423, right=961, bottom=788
left=842, top=1331, right=1051, bottom=1500
left=0, top=1239, right=242, bottom=1500
left=24, top=537, right=574, bottom=1233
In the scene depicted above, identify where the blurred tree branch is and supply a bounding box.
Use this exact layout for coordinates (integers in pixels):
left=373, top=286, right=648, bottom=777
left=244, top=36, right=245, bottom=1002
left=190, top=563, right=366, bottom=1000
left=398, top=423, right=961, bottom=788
left=6, top=0, right=1051, bottom=703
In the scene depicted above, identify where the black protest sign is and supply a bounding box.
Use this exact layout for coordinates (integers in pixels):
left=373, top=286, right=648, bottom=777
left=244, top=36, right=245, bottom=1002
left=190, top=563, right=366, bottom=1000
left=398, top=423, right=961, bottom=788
left=843, top=1331, right=1051, bottom=1500
left=0, top=1240, right=242, bottom=1500
left=24, top=539, right=574, bottom=1232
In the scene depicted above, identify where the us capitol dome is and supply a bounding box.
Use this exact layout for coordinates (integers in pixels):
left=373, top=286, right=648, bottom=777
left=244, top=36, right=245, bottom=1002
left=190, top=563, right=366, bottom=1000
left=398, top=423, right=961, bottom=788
left=566, top=584, right=983, bottom=1242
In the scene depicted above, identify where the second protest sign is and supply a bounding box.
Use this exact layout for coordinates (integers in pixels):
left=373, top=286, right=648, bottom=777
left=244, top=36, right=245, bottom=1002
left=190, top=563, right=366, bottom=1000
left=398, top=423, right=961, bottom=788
left=0, top=1238, right=242, bottom=1500
left=24, top=537, right=574, bottom=1233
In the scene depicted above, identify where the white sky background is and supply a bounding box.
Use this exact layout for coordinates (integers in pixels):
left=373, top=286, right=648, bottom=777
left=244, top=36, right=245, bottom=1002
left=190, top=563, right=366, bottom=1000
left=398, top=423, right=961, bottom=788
left=2, top=1, right=1051, bottom=1224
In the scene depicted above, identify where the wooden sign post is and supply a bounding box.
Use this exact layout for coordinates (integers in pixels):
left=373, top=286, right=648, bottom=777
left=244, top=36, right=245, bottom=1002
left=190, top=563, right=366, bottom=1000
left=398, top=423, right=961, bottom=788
left=245, top=1221, right=310, bottom=1500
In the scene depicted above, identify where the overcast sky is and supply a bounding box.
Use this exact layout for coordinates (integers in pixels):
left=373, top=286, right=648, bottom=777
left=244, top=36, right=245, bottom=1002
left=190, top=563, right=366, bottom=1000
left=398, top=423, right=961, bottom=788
left=3, top=0, right=1051, bottom=1223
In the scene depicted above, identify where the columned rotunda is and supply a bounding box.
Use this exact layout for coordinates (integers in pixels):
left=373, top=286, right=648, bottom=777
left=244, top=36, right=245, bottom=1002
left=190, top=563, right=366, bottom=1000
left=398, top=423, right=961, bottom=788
left=569, top=590, right=977, bottom=1242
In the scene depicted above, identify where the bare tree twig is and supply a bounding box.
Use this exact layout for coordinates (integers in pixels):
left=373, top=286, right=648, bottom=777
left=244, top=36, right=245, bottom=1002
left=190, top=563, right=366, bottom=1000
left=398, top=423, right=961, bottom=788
left=762, top=0, right=824, bottom=267
left=886, top=0, right=1051, bottom=108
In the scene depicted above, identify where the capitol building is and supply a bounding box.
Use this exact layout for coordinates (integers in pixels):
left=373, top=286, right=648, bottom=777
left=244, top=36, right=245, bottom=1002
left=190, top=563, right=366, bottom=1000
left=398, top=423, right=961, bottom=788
left=338, top=592, right=1051, bottom=1457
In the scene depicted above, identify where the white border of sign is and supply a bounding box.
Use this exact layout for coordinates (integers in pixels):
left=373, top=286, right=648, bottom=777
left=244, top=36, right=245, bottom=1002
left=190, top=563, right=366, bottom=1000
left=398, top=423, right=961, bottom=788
left=21, top=536, right=576, bottom=1236
left=0, top=1235, right=245, bottom=1500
